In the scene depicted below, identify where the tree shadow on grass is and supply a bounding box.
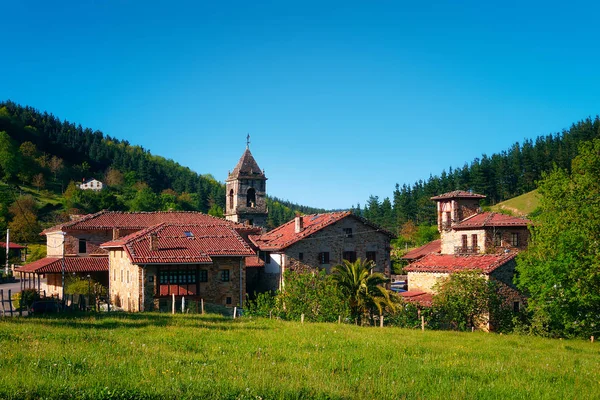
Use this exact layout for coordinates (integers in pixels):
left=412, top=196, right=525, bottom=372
left=18, top=312, right=270, bottom=331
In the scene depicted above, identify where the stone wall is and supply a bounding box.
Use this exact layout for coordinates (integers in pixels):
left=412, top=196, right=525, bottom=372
left=46, top=229, right=137, bottom=257
left=440, top=229, right=486, bottom=254
left=407, top=271, right=449, bottom=293
left=109, top=249, right=142, bottom=311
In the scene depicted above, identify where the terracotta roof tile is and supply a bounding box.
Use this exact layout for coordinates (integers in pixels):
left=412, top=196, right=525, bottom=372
left=431, top=190, right=486, bottom=200
left=401, top=239, right=441, bottom=260
left=405, top=252, right=518, bottom=274
left=253, top=212, right=395, bottom=251
left=42, top=211, right=242, bottom=234
left=17, top=257, right=108, bottom=274
left=101, top=223, right=255, bottom=264
left=0, top=242, right=26, bottom=250
left=453, top=212, right=531, bottom=229
left=245, top=256, right=265, bottom=268
left=400, top=290, right=434, bottom=307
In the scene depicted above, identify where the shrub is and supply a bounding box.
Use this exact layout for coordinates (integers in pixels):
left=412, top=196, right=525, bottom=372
left=245, top=291, right=278, bottom=318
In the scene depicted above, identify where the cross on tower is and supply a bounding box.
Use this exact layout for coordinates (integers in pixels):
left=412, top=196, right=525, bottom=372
left=246, top=134, right=250, bottom=148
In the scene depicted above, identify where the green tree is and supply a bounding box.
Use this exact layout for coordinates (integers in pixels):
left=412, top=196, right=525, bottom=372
left=208, top=204, right=224, bottom=218
left=516, top=139, right=600, bottom=338
left=8, top=195, right=42, bottom=243
left=433, top=270, right=500, bottom=331
left=331, top=259, right=394, bottom=324
left=0, top=131, right=21, bottom=182
left=129, top=187, right=160, bottom=211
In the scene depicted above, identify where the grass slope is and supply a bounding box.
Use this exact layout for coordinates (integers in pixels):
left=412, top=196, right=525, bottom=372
left=1, top=313, right=598, bottom=399
left=490, top=190, right=540, bottom=216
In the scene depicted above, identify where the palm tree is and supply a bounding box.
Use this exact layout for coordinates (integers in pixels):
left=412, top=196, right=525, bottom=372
left=332, top=258, right=395, bottom=325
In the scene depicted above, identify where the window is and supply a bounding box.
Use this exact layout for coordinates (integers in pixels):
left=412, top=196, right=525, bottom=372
left=494, top=232, right=502, bottom=247
left=366, top=251, right=376, bottom=263
left=248, top=219, right=254, bottom=226
left=158, top=268, right=198, bottom=296
left=472, top=234, right=478, bottom=250
left=199, top=270, right=208, bottom=282
left=510, top=233, right=519, bottom=247
left=343, top=251, right=357, bottom=263
left=121, top=270, right=123, bottom=282
left=298, top=252, right=304, bottom=261
left=221, top=270, right=230, bottom=282
left=461, top=235, right=468, bottom=250
left=513, top=301, right=520, bottom=313
left=229, top=189, right=234, bottom=210
left=184, top=231, right=194, bottom=238
left=226, top=297, right=232, bottom=305
left=318, top=252, right=330, bottom=264
left=446, top=211, right=451, bottom=223
left=260, top=251, right=271, bottom=264
left=78, top=239, right=87, bottom=253
left=127, top=270, right=130, bottom=284
left=113, top=269, right=116, bottom=281
left=343, top=228, right=353, bottom=238
left=246, top=188, right=256, bottom=207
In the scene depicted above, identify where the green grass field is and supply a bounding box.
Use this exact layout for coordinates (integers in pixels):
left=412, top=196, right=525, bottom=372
left=0, top=313, right=598, bottom=399
left=490, top=190, right=541, bottom=217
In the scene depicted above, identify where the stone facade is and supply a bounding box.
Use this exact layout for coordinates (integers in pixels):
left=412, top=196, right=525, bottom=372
left=407, top=271, right=449, bottom=293
left=260, top=217, right=391, bottom=291
left=46, top=229, right=137, bottom=257
left=108, top=252, right=246, bottom=312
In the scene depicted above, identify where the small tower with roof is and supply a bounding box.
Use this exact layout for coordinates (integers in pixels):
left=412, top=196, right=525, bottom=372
left=225, top=136, right=268, bottom=227
left=430, top=190, right=486, bottom=232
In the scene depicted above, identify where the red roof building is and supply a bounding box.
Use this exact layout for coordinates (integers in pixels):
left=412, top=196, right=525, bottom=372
left=401, top=239, right=441, bottom=261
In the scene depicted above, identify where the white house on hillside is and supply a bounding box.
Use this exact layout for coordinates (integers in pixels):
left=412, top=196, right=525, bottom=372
left=77, top=178, right=104, bottom=191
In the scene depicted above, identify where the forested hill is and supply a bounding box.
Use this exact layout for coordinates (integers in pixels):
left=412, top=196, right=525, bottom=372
left=0, top=100, right=325, bottom=239
left=357, top=116, right=600, bottom=233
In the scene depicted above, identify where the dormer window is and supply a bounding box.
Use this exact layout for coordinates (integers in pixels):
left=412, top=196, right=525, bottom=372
left=184, top=231, right=194, bottom=238
left=78, top=239, right=87, bottom=253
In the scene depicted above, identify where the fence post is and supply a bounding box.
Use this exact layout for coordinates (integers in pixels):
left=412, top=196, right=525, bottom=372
left=172, top=293, right=175, bottom=314
left=592, top=336, right=595, bottom=343
left=338, top=315, right=341, bottom=324
left=233, top=306, right=237, bottom=319
left=269, top=310, right=272, bottom=319
left=8, top=289, right=13, bottom=317
left=0, top=289, right=4, bottom=316
left=421, top=315, right=425, bottom=331
left=201, top=298, right=204, bottom=315
left=301, top=314, right=304, bottom=324
left=181, top=296, right=185, bottom=313
left=380, top=314, right=384, bottom=328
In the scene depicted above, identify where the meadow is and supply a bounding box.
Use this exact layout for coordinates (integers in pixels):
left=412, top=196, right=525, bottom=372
left=0, top=313, right=598, bottom=399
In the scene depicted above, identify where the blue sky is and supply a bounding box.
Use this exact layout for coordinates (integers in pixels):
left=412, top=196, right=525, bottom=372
left=3, top=1, right=600, bottom=209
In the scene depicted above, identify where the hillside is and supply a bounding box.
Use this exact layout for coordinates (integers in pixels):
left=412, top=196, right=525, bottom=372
left=358, top=117, right=600, bottom=232
left=490, top=189, right=541, bottom=216
left=0, top=100, right=325, bottom=239
left=0, top=313, right=598, bottom=399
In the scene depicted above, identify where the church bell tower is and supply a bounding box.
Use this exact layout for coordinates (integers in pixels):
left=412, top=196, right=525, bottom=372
left=225, top=136, right=268, bottom=228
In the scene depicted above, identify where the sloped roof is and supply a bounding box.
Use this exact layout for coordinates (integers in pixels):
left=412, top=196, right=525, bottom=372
left=101, top=223, right=255, bottom=265
left=400, top=290, right=434, bottom=307
left=42, top=211, right=242, bottom=234
left=405, top=252, right=518, bottom=274
left=17, top=257, right=108, bottom=274
left=453, top=212, right=530, bottom=229
left=430, top=190, right=486, bottom=200
left=227, top=148, right=266, bottom=180
left=252, top=212, right=395, bottom=251
left=401, top=239, right=441, bottom=260
left=244, top=256, right=265, bottom=268
left=0, top=241, right=26, bottom=250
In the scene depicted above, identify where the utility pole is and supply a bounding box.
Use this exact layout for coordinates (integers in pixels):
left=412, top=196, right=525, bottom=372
left=61, top=232, right=66, bottom=301
left=5, top=229, right=10, bottom=275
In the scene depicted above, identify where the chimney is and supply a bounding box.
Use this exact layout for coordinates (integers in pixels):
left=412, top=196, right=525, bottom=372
left=295, top=215, right=303, bottom=233
left=112, top=228, right=120, bottom=240
left=149, top=233, right=158, bottom=251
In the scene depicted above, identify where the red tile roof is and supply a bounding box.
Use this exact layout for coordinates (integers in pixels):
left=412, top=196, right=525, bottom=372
left=244, top=256, right=265, bottom=268
left=430, top=190, right=486, bottom=200
left=17, top=257, right=108, bottom=274
left=101, top=223, right=255, bottom=264
left=42, top=211, right=242, bottom=234
left=401, top=239, right=441, bottom=260
left=453, top=212, right=530, bottom=229
left=0, top=241, right=26, bottom=250
left=405, top=252, right=518, bottom=274
left=251, top=212, right=395, bottom=251
left=400, top=290, right=434, bottom=307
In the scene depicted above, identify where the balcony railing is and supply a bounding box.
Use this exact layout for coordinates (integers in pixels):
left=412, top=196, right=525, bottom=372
left=454, top=246, right=480, bottom=255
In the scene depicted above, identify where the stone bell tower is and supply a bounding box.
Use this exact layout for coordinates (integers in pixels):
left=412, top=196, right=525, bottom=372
left=225, top=136, right=268, bottom=227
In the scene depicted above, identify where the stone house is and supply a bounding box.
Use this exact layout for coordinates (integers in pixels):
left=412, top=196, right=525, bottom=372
left=249, top=212, right=395, bottom=291
left=402, top=190, right=531, bottom=314
left=17, top=211, right=260, bottom=303
left=77, top=178, right=104, bottom=191
left=100, top=223, right=255, bottom=312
